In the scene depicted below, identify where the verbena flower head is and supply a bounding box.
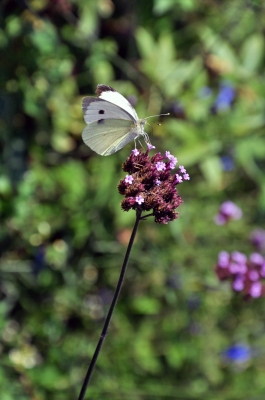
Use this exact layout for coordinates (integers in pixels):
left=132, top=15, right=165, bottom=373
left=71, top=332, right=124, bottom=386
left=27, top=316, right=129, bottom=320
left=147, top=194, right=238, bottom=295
left=118, top=148, right=189, bottom=224
left=216, top=250, right=265, bottom=299
left=214, top=201, right=242, bottom=225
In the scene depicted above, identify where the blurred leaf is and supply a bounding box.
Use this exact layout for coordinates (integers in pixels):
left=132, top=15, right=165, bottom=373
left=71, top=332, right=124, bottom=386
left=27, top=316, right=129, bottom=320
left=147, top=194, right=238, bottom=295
left=178, top=140, right=222, bottom=166
left=29, top=21, right=59, bottom=54
left=199, top=26, right=238, bottom=70
left=240, top=34, right=264, bottom=73
left=199, top=156, right=223, bottom=190
left=131, top=296, right=161, bottom=314
left=235, top=137, right=265, bottom=182
left=153, top=0, right=177, bottom=15
left=135, top=27, right=157, bottom=60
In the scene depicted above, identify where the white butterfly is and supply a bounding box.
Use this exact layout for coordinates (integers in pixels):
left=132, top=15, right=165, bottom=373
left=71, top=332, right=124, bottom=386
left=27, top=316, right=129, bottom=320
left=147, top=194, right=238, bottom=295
left=82, top=84, right=168, bottom=156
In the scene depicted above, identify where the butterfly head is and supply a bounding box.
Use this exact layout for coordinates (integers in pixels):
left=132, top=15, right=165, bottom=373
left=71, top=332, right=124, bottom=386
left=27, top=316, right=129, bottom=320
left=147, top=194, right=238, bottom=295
left=136, top=119, right=147, bottom=134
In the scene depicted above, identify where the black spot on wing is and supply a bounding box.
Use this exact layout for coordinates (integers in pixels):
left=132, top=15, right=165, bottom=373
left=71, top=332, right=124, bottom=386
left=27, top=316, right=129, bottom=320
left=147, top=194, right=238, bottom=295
left=97, top=119, right=104, bottom=124
left=99, top=110, right=105, bottom=114
left=96, top=84, right=116, bottom=96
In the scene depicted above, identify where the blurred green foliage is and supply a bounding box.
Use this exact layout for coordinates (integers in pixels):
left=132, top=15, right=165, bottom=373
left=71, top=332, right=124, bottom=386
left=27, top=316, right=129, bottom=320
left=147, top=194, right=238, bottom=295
left=1, top=0, right=265, bottom=399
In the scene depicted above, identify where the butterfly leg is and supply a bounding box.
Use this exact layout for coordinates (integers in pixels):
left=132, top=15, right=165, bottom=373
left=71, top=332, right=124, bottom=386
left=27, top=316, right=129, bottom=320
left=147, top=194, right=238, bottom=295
left=142, top=131, right=151, bottom=145
left=137, top=137, right=146, bottom=151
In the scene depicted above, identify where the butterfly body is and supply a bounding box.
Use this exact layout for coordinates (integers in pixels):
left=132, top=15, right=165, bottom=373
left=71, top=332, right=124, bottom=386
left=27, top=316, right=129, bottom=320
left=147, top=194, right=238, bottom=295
left=82, top=84, right=148, bottom=156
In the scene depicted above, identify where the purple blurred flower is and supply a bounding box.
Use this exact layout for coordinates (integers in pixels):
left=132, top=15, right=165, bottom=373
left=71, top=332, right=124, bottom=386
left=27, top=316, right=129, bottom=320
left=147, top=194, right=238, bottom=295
left=249, top=252, right=264, bottom=266
left=231, top=251, right=247, bottom=264
left=249, top=270, right=259, bottom=281
left=218, top=251, right=230, bottom=268
left=250, top=282, right=262, bottom=298
left=249, top=228, right=265, bottom=252
left=216, top=250, right=265, bottom=299
left=118, top=148, right=189, bottom=224
left=214, top=201, right=242, bottom=225
left=233, top=278, right=244, bottom=291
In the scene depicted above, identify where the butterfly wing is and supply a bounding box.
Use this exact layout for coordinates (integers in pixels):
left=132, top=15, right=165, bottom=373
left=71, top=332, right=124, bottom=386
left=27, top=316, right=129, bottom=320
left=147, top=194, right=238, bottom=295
left=82, top=84, right=140, bottom=155
left=82, top=119, right=138, bottom=156
left=82, top=97, right=136, bottom=124
left=96, top=84, right=139, bottom=121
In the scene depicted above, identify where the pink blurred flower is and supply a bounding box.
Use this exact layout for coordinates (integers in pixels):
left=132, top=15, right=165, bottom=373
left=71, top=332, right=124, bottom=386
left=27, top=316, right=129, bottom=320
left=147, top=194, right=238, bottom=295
left=214, top=201, right=242, bottom=225
left=216, top=251, right=265, bottom=300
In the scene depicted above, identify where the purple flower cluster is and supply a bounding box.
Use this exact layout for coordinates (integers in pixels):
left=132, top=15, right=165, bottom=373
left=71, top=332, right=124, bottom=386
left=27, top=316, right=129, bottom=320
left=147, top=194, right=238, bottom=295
left=216, top=250, right=265, bottom=299
left=214, top=201, right=242, bottom=225
left=118, top=147, right=189, bottom=224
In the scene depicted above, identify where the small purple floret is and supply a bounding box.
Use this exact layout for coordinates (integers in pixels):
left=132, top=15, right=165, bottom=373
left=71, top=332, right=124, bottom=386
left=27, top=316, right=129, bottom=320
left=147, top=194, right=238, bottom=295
left=132, top=149, right=139, bottom=156
left=125, top=175, right=134, bottom=184
left=175, top=174, right=183, bottom=183
left=179, top=165, right=186, bottom=173
left=135, top=195, right=144, bottom=205
left=156, top=162, right=166, bottom=171
left=147, top=143, right=155, bottom=150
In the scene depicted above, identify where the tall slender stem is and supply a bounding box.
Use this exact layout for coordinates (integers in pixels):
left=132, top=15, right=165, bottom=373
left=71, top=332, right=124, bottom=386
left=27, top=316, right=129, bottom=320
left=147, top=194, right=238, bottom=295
left=78, top=209, right=143, bottom=400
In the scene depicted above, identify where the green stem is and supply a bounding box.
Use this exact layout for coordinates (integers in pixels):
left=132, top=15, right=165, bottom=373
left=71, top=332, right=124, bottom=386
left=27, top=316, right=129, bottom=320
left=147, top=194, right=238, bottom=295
left=77, top=209, right=143, bottom=400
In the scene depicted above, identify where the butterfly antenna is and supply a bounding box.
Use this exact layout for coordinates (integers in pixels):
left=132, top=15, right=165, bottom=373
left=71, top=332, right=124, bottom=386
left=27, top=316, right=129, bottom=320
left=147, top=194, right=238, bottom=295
left=145, top=113, right=170, bottom=120
left=146, top=122, right=152, bottom=129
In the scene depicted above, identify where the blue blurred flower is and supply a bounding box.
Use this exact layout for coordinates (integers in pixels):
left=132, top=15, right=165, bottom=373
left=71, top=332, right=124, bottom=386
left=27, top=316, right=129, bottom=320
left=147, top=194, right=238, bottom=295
left=212, top=83, right=236, bottom=112
left=31, top=246, right=46, bottom=276
left=221, top=155, right=234, bottom=171
left=223, top=344, right=252, bottom=364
